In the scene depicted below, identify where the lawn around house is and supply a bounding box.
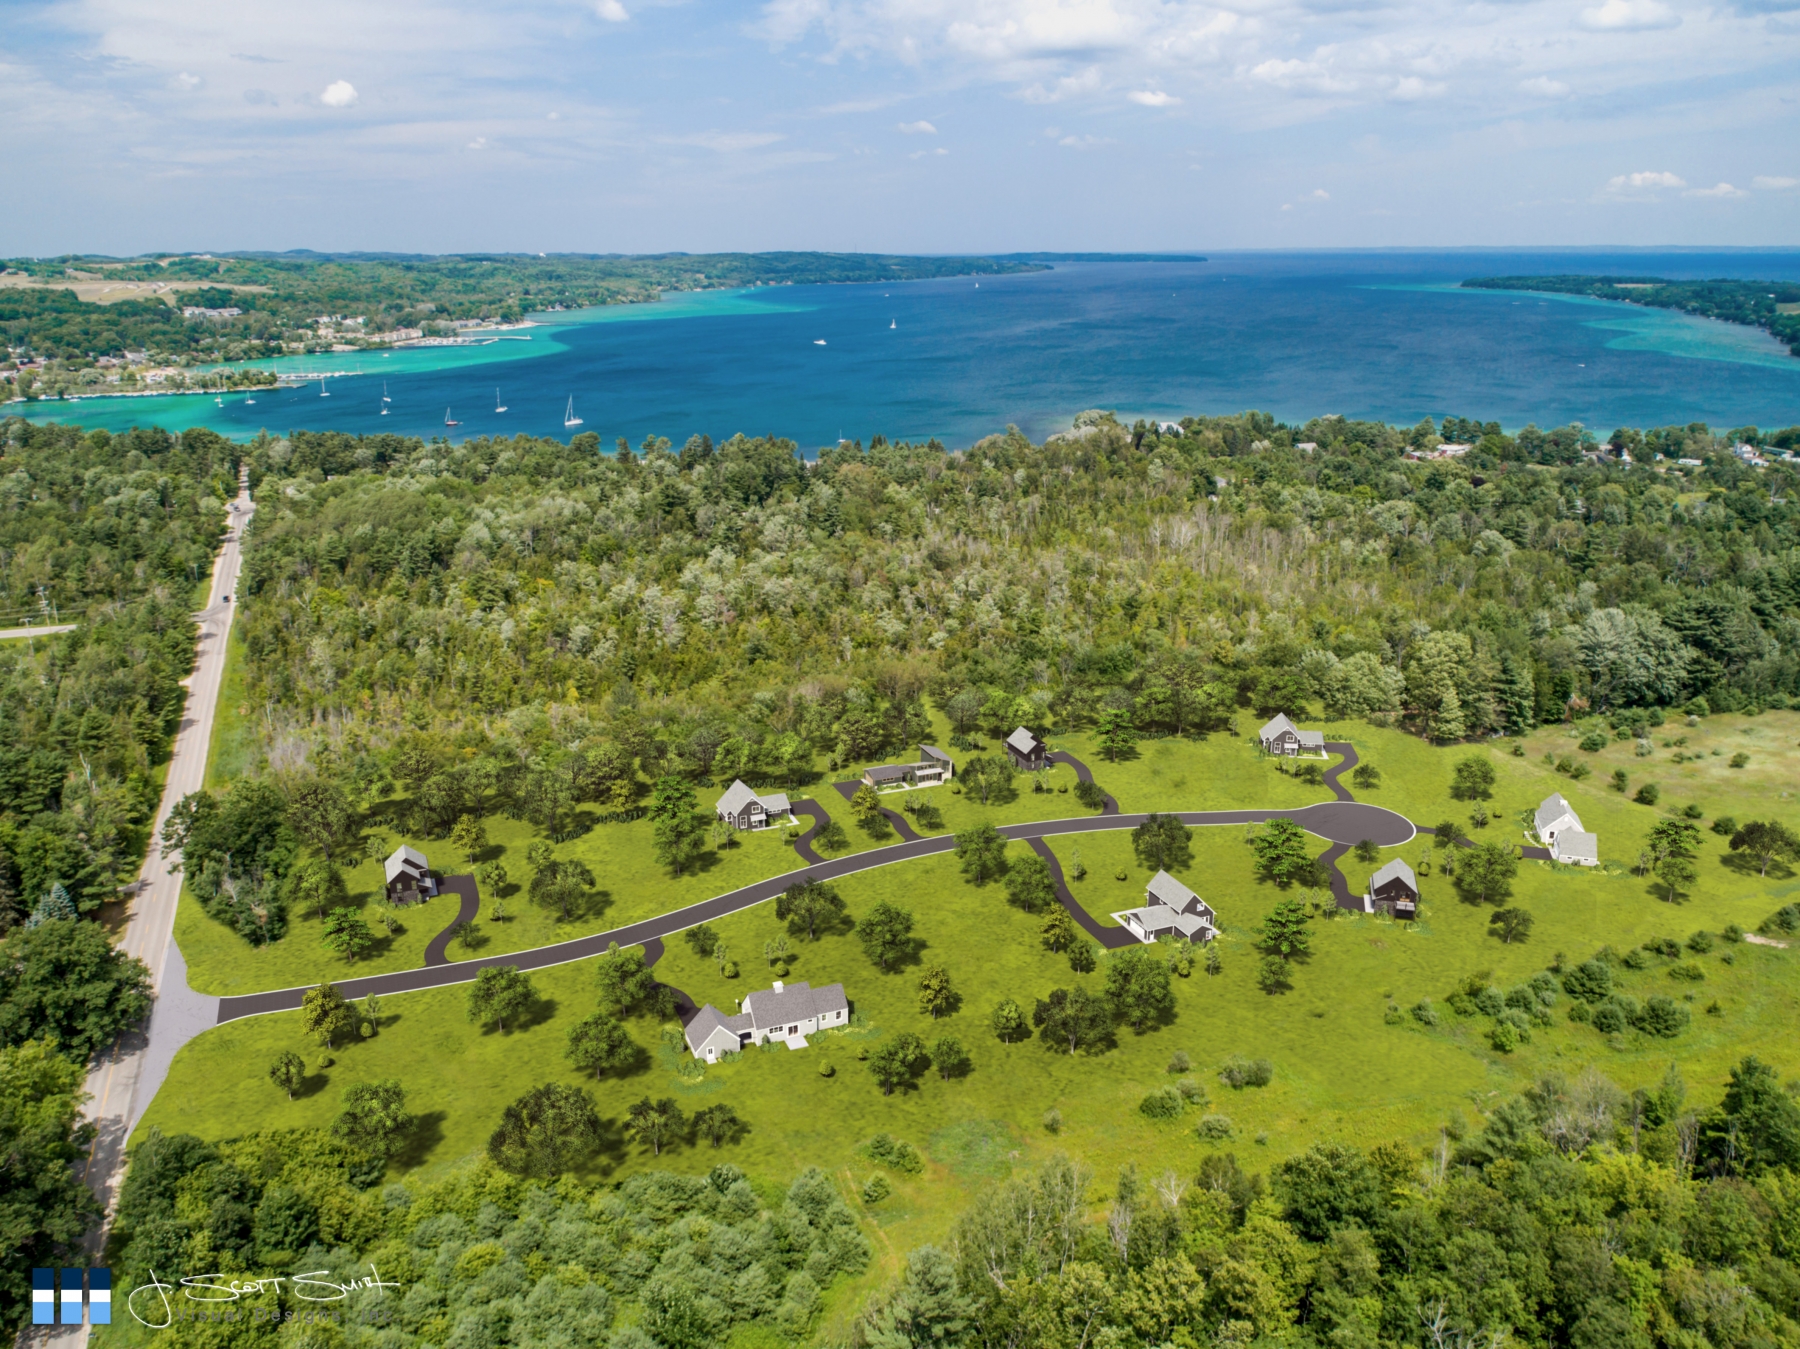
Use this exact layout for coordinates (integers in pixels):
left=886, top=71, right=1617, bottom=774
left=146, top=709, right=1800, bottom=1283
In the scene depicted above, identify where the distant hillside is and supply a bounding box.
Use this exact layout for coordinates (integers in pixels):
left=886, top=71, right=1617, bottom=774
left=1464, top=274, right=1800, bottom=357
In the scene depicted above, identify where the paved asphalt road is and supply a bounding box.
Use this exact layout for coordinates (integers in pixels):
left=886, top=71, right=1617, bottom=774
left=0, top=622, right=79, bottom=640
left=213, top=792, right=1416, bottom=1023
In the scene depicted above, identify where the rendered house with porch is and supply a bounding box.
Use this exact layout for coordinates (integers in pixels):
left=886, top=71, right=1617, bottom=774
left=715, top=780, right=793, bottom=830
left=1004, top=726, right=1050, bottom=771
left=683, top=979, right=850, bottom=1062
left=1534, top=793, right=1600, bottom=867
left=1259, top=713, right=1326, bottom=757
left=860, top=744, right=953, bottom=789
left=384, top=845, right=437, bottom=904
left=1365, top=858, right=1419, bottom=918
left=1113, top=870, right=1217, bottom=944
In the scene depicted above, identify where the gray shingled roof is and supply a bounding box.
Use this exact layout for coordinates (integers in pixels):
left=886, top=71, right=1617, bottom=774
left=1535, top=793, right=1579, bottom=834
left=1125, top=906, right=1213, bottom=939
left=683, top=1004, right=753, bottom=1054
left=743, top=980, right=849, bottom=1031
left=920, top=744, right=952, bottom=765
left=1006, top=726, right=1042, bottom=756
left=716, top=779, right=762, bottom=816
left=1146, top=869, right=1204, bottom=914
left=1557, top=830, right=1599, bottom=862
left=864, top=763, right=913, bottom=783
left=1259, top=713, right=1297, bottom=741
left=1369, top=858, right=1417, bottom=894
left=384, top=845, right=428, bottom=885
left=1296, top=729, right=1326, bottom=748
left=760, top=791, right=791, bottom=815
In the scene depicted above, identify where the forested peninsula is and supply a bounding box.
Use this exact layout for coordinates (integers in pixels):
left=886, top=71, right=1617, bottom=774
left=1463, top=275, right=1800, bottom=356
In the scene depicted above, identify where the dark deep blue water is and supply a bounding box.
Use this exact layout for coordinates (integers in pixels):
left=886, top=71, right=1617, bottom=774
left=25, top=251, right=1800, bottom=447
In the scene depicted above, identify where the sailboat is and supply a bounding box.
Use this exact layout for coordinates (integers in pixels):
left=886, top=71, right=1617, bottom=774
left=813, top=339, right=827, bottom=346
left=319, top=378, right=330, bottom=397
left=889, top=319, right=896, bottom=330
left=563, top=396, right=583, bottom=429
left=382, top=381, right=392, bottom=403
left=494, top=388, right=507, bottom=413
left=444, top=408, right=461, bottom=427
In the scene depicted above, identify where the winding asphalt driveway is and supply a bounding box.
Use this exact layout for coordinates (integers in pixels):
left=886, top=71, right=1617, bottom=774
left=213, top=783, right=1415, bottom=1023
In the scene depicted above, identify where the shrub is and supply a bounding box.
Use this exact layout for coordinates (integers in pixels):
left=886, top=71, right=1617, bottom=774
left=1411, top=999, right=1439, bottom=1026
left=1687, top=930, right=1716, bottom=954
left=1177, top=1078, right=1208, bottom=1105
left=1446, top=992, right=1478, bottom=1017
left=1139, top=1086, right=1187, bottom=1120
left=1567, top=1001, right=1591, bottom=1023
left=1712, top=816, right=1738, bottom=836
left=1473, top=987, right=1505, bottom=1017
left=1730, top=752, right=1750, bottom=768
left=1611, top=770, right=1630, bottom=793
left=1635, top=784, right=1661, bottom=805
left=1490, top=1021, right=1520, bottom=1052
left=1579, top=731, right=1608, bottom=752
left=1591, top=1000, right=1628, bottom=1033
left=1042, top=1109, right=1063, bottom=1134
left=1219, top=1056, right=1274, bottom=1089
left=1723, top=924, right=1745, bottom=943
left=1643, top=936, right=1681, bottom=958
left=1765, top=903, right=1800, bottom=936
left=1562, top=959, right=1613, bottom=1002
left=863, top=1134, right=924, bottom=1174
left=1196, top=1114, right=1234, bottom=1140
left=1074, top=779, right=1108, bottom=811
left=861, top=1174, right=891, bottom=1204
left=1623, top=948, right=1650, bottom=970
left=1166, top=1050, right=1191, bottom=1074
left=1636, top=995, right=1690, bottom=1038
left=1670, top=962, right=1706, bottom=982
left=1681, top=803, right=1704, bottom=820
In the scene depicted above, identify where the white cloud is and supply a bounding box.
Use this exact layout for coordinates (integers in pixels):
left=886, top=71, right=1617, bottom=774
left=1684, top=181, right=1746, bottom=197
left=1311, top=187, right=1329, bottom=199
left=1519, top=76, right=1569, bottom=96
left=1388, top=75, right=1444, bottom=99
left=897, top=119, right=937, bottom=133
left=1128, top=89, right=1179, bottom=106
left=908, top=146, right=950, bottom=157
left=595, top=0, right=630, bottom=19
left=1753, top=175, right=1799, bottom=189
left=320, top=79, right=358, bottom=107
left=1577, top=0, right=1680, bottom=30
left=467, top=135, right=488, bottom=150
left=1058, top=133, right=1113, bottom=146
left=1606, top=169, right=1686, bottom=191
left=174, top=71, right=200, bottom=90
left=1018, top=66, right=1104, bottom=104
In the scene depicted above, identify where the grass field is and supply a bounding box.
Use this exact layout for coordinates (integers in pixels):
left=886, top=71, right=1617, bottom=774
left=149, top=701, right=1800, bottom=1339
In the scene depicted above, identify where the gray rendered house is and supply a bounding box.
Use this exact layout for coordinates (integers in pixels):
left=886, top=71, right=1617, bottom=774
left=1259, top=713, right=1326, bottom=757
left=1365, top=858, right=1419, bottom=918
left=683, top=979, right=850, bottom=1062
left=860, top=745, right=954, bottom=789
left=384, top=845, right=437, bottom=904
left=1004, top=726, right=1049, bottom=770
left=1114, top=870, right=1217, bottom=944
left=715, top=779, right=793, bottom=830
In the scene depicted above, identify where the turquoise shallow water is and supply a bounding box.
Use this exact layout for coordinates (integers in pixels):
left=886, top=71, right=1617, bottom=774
left=14, top=251, right=1800, bottom=447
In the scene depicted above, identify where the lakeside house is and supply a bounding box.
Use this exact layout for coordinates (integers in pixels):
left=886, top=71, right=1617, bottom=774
left=1113, top=870, right=1217, bottom=944
left=860, top=744, right=953, bottom=790
left=1259, top=713, right=1326, bottom=757
left=1534, top=793, right=1600, bottom=866
left=1365, top=858, right=1419, bottom=918
left=1004, top=726, right=1049, bottom=771
left=683, top=979, right=850, bottom=1062
left=715, top=780, right=793, bottom=831
left=384, top=845, right=436, bottom=904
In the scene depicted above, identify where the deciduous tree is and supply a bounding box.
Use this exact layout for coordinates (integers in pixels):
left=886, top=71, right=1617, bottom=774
left=1033, top=986, right=1113, bottom=1054
left=868, top=1033, right=929, bottom=1094
left=332, top=1079, right=411, bottom=1159
left=489, top=1083, right=605, bottom=1175
left=467, top=964, right=534, bottom=1033
left=858, top=900, right=915, bottom=972
left=955, top=823, right=1009, bottom=886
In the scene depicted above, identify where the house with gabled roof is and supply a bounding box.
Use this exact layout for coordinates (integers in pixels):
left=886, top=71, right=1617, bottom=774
left=860, top=744, right=953, bottom=790
left=1259, top=713, right=1326, bottom=757
left=1003, top=726, right=1049, bottom=771
left=1365, top=858, right=1419, bottom=918
left=1533, top=793, right=1598, bottom=866
left=384, top=845, right=437, bottom=904
left=715, top=780, right=793, bottom=830
left=683, top=978, right=851, bottom=1062
left=1113, top=869, right=1217, bottom=944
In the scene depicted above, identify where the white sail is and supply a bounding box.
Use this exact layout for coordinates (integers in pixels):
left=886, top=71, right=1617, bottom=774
left=564, top=396, right=583, bottom=428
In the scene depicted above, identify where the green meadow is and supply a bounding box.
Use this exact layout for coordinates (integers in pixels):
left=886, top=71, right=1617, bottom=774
left=145, top=707, right=1800, bottom=1303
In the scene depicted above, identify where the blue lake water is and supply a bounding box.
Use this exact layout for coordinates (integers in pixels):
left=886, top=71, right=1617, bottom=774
left=22, top=250, right=1800, bottom=448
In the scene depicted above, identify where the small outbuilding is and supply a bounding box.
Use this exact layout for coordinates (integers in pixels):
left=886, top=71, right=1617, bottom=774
left=1114, top=869, right=1217, bottom=944
left=1365, top=858, right=1419, bottom=919
left=384, top=845, right=437, bottom=904
left=1003, top=726, right=1049, bottom=771
left=1258, top=713, right=1326, bottom=757
left=715, top=780, right=793, bottom=830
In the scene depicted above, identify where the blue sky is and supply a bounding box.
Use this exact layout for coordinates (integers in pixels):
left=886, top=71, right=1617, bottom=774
left=2, top=0, right=1797, bottom=253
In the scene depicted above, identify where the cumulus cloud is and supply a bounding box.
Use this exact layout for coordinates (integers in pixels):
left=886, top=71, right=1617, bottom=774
left=897, top=118, right=937, bottom=132
left=1608, top=170, right=1685, bottom=189
left=467, top=135, right=489, bottom=150
left=174, top=71, right=200, bottom=90
left=1311, top=187, right=1329, bottom=199
left=1388, top=75, right=1444, bottom=99
left=1128, top=89, right=1179, bottom=106
left=1753, top=175, right=1799, bottom=189
left=1520, top=76, right=1569, bottom=96
left=1684, top=181, right=1746, bottom=197
left=595, top=0, right=630, bottom=19
left=319, top=79, right=358, bottom=107
left=1577, top=0, right=1680, bottom=30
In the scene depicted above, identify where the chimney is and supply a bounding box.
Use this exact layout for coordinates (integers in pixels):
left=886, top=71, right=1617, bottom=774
left=773, top=980, right=784, bottom=994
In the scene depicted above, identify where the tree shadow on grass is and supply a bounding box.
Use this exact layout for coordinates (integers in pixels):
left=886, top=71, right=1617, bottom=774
left=517, top=996, right=559, bottom=1033
left=392, top=1111, right=448, bottom=1170
left=293, top=1071, right=332, bottom=1101
left=1720, top=852, right=1794, bottom=881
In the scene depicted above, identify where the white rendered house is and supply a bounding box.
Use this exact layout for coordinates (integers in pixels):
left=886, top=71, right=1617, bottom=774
left=1534, top=793, right=1599, bottom=867
left=683, top=979, right=850, bottom=1062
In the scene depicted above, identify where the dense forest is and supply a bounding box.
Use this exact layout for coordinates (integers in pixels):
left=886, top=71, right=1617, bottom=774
left=0, top=252, right=1045, bottom=366
left=88, top=1056, right=1800, bottom=1348
left=1463, top=276, right=1800, bottom=357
